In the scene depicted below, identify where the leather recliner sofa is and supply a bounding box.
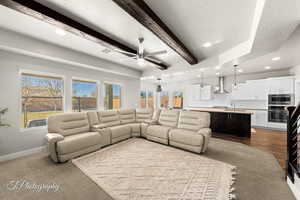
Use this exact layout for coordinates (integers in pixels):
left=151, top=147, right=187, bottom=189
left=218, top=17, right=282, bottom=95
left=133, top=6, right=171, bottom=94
left=46, top=108, right=211, bottom=163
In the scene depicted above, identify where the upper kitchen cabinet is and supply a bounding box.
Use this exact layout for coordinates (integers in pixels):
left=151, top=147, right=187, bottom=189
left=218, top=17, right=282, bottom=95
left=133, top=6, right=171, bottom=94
left=231, top=80, right=267, bottom=100
left=200, top=85, right=212, bottom=100
left=248, top=79, right=268, bottom=100
left=232, top=76, right=294, bottom=100
left=189, top=84, right=212, bottom=101
left=267, top=76, right=294, bottom=94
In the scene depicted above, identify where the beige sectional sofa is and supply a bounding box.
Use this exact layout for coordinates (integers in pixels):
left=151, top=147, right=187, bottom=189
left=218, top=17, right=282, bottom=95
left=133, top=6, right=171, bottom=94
left=46, top=108, right=211, bottom=163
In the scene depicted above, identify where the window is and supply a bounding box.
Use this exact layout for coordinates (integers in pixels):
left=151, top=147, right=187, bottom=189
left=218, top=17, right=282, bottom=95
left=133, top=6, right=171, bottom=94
left=104, top=83, right=121, bottom=110
left=21, top=73, right=64, bottom=128
left=173, top=91, right=183, bottom=109
left=147, top=91, right=154, bottom=108
left=72, top=79, right=98, bottom=112
left=160, top=91, right=169, bottom=109
left=140, top=91, right=146, bottom=108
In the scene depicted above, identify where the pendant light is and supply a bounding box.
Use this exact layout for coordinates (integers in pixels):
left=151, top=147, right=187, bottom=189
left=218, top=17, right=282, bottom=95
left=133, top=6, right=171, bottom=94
left=200, top=71, right=204, bottom=89
left=233, top=64, right=238, bottom=90
left=156, top=78, right=162, bottom=92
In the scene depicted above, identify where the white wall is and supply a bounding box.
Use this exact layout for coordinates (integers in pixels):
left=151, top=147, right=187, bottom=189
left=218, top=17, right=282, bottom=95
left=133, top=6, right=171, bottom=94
left=0, top=51, right=140, bottom=156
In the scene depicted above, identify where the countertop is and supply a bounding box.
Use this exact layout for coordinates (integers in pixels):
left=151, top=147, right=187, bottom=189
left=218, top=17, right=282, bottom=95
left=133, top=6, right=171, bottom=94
left=188, top=107, right=253, bottom=115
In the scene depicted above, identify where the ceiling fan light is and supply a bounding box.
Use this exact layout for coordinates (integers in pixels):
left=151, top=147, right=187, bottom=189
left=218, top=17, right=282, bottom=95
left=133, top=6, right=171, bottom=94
left=137, top=58, right=146, bottom=66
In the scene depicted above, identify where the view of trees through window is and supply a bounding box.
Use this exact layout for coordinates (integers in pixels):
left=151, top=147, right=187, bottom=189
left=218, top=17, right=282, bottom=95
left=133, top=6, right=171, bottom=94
left=21, top=73, right=63, bottom=128
left=72, top=80, right=97, bottom=112
left=173, top=91, right=183, bottom=109
left=160, top=91, right=169, bottom=109
left=147, top=91, right=154, bottom=108
left=104, top=83, right=121, bottom=110
left=140, top=91, right=146, bottom=108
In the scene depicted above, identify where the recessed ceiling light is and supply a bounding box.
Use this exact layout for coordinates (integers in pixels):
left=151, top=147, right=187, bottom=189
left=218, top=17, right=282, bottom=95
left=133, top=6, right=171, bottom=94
left=203, top=42, right=212, bottom=48
left=272, top=57, right=280, bottom=61
left=238, top=69, right=243, bottom=73
left=265, top=66, right=271, bottom=70
left=216, top=72, right=220, bottom=76
left=55, top=29, right=66, bottom=36
left=215, top=66, right=221, bottom=70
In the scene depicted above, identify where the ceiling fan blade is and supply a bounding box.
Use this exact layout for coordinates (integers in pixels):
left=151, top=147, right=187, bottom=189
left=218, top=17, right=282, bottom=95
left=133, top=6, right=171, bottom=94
left=145, top=50, right=167, bottom=57
left=112, top=48, right=136, bottom=57
left=119, top=56, right=137, bottom=62
left=145, top=57, right=163, bottom=64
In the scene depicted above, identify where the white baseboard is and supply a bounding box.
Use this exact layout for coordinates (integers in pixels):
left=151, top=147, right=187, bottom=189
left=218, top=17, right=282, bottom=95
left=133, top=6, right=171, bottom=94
left=288, top=177, right=300, bottom=200
left=0, top=146, right=46, bottom=162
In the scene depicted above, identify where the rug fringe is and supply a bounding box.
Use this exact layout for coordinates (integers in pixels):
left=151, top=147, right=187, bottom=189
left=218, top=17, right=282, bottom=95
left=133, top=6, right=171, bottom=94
left=229, top=167, right=238, bottom=199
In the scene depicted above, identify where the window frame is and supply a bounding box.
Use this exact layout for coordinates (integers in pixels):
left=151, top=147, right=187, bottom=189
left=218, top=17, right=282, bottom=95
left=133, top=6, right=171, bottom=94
left=172, top=90, right=184, bottom=109
left=159, top=91, right=169, bottom=109
left=103, top=81, right=123, bottom=110
left=71, top=77, right=100, bottom=112
left=19, top=69, right=66, bottom=131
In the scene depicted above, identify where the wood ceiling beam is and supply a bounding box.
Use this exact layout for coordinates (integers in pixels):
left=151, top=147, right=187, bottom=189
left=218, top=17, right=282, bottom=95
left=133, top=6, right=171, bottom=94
left=112, top=0, right=198, bottom=65
left=0, top=0, right=168, bottom=70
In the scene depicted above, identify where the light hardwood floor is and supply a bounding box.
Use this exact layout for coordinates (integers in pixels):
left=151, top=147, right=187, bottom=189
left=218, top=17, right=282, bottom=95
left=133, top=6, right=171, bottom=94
left=213, top=128, right=287, bottom=169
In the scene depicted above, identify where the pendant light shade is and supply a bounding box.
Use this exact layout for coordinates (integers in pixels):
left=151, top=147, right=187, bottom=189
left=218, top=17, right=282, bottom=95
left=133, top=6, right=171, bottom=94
left=156, top=78, right=162, bottom=92
left=156, top=85, right=162, bottom=92
left=233, top=65, right=238, bottom=90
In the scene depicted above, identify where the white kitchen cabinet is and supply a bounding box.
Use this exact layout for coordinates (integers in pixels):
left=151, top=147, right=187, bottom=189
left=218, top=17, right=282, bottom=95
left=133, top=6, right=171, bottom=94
left=189, top=84, right=212, bottom=101
left=247, top=79, right=268, bottom=100
left=250, top=110, right=268, bottom=127
left=190, top=84, right=201, bottom=101
left=267, top=76, right=294, bottom=94
left=200, top=85, right=212, bottom=100
left=254, top=110, right=268, bottom=127
left=231, top=83, right=252, bottom=100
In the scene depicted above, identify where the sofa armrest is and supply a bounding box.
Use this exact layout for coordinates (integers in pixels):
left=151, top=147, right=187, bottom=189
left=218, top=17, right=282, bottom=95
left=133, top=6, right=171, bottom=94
left=197, top=128, right=212, bottom=153
left=45, top=133, right=64, bottom=163
left=144, top=119, right=158, bottom=125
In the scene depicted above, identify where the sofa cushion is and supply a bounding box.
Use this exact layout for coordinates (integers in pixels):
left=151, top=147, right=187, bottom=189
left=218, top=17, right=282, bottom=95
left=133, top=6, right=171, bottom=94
left=119, top=109, right=135, bottom=124
left=136, top=108, right=153, bottom=122
left=130, top=123, right=140, bottom=133
left=48, top=112, right=90, bottom=136
left=87, top=111, right=99, bottom=127
left=97, top=110, right=120, bottom=128
left=169, top=129, right=204, bottom=146
left=158, top=110, right=180, bottom=127
left=147, top=125, right=172, bottom=139
left=110, top=124, right=131, bottom=139
left=178, top=111, right=210, bottom=131
left=57, top=132, right=101, bottom=155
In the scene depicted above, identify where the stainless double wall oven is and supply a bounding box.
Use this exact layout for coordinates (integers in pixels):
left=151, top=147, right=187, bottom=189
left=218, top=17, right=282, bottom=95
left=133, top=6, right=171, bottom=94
left=268, top=94, right=294, bottom=123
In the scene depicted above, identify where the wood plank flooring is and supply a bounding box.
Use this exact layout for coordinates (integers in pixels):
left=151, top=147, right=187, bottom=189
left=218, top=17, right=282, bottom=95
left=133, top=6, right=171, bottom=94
left=212, top=128, right=287, bottom=169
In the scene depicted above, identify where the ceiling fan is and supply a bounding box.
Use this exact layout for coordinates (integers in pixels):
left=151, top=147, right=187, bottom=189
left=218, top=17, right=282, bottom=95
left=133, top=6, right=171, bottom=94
left=112, top=37, right=167, bottom=67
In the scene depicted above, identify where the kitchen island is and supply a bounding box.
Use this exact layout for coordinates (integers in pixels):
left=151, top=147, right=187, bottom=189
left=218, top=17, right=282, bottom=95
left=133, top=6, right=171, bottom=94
left=189, top=107, right=252, bottom=137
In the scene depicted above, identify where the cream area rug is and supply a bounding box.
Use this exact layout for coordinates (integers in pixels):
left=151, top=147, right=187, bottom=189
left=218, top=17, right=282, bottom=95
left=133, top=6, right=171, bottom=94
left=72, top=138, right=237, bottom=200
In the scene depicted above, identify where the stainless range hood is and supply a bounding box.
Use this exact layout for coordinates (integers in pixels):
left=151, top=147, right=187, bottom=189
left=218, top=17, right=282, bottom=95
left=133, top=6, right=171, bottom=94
left=214, top=76, right=229, bottom=94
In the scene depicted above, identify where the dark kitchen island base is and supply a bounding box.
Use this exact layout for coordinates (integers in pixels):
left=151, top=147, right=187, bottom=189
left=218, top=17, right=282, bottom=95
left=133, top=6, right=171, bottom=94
left=210, top=112, right=251, bottom=137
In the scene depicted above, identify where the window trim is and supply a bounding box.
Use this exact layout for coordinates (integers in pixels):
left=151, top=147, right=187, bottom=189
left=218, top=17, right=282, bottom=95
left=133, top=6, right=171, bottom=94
left=71, top=77, right=100, bottom=111
left=19, top=69, right=66, bottom=131
left=172, top=90, right=184, bottom=109
left=103, top=81, right=123, bottom=110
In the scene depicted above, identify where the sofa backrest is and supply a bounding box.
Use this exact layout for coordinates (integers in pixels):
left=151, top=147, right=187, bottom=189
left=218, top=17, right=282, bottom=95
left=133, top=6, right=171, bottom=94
left=136, top=108, right=153, bottom=122
left=87, top=111, right=99, bottom=127
left=97, top=110, right=121, bottom=128
left=158, top=109, right=179, bottom=127
left=48, top=112, right=90, bottom=136
left=118, top=109, right=135, bottom=124
left=178, top=111, right=210, bottom=131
